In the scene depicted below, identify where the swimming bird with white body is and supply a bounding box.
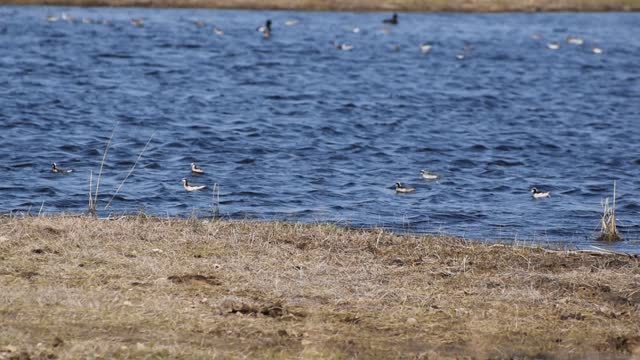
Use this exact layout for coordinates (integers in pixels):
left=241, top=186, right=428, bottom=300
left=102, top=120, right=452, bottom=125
left=182, top=178, right=207, bottom=192
left=531, top=187, right=550, bottom=199
left=395, top=182, right=415, bottom=193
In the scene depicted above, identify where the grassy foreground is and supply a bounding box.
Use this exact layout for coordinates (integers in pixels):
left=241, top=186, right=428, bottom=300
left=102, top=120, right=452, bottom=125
left=0, top=216, right=639, bottom=359
left=1, top=0, right=640, bottom=11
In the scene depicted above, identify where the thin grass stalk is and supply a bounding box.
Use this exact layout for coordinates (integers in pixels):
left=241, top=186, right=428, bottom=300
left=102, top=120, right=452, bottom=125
left=104, top=132, right=155, bottom=210
left=37, top=201, right=45, bottom=217
left=212, top=183, right=220, bottom=218
left=88, top=170, right=94, bottom=214
left=94, top=123, right=118, bottom=208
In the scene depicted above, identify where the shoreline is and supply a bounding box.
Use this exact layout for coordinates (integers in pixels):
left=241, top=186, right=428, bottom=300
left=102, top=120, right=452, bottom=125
left=1, top=0, right=639, bottom=12
left=1, top=215, right=638, bottom=358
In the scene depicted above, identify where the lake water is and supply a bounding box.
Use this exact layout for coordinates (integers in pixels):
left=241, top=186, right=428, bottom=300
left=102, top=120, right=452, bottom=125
left=1, top=7, right=639, bottom=252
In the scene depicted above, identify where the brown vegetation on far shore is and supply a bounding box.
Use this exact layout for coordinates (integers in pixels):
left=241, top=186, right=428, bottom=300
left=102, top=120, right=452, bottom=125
left=1, top=0, right=640, bottom=11
left=0, top=216, right=639, bottom=359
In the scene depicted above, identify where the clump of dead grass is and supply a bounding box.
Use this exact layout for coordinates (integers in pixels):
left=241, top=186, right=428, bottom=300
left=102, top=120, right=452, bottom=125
left=0, top=216, right=639, bottom=359
left=598, top=181, right=622, bottom=242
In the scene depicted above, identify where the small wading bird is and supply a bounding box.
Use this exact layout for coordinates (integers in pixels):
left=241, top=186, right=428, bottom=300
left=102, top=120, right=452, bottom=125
left=531, top=187, right=550, bottom=199
left=213, top=27, right=224, bottom=36
left=182, top=178, right=207, bottom=192
left=547, top=42, right=560, bottom=50
left=191, top=162, right=204, bottom=174
left=258, top=20, right=271, bottom=38
left=420, top=170, right=439, bottom=180
left=383, top=13, right=398, bottom=25
left=332, top=41, right=353, bottom=51
left=566, top=36, right=584, bottom=45
left=51, top=162, right=72, bottom=174
left=592, top=47, right=603, bottom=54
left=131, top=18, right=144, bottom=27
left=419, top=43, right=432, bottom=54
left=395, top=182, right=415, bottom=193
left=284, top=19, right=299, bottom=26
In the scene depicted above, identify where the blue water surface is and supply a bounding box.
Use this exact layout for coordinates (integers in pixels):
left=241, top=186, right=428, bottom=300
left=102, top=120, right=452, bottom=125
left=1, top=7, right=639, bottom=251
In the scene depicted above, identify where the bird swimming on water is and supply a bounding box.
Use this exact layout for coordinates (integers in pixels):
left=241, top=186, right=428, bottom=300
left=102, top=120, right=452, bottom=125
left=182, top=178, right=207, bottom=192
left=383, top=13, right=398, bottom=25
left=531, top=187, right=550, bottom=199
left=332, top=41, right=353, bottom=51
left=420, top=170, right=439, bottom=180
left=51, top=163, right=72, bottom=174
left=395, top=182, right=415, bottom=193
left=547, top=42, right=560, bottom=50
left=258, top=20, right=272, bottom=38
left=419, top=43, right=432, bottom=54
left=191, top=162, right=204, bottom=174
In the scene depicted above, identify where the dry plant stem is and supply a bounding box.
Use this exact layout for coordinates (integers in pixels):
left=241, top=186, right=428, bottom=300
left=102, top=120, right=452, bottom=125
left=104, top=132, right=155, bottom=210
left=94, top=123, right=118, bottom=209
left=88, top=170, right=94, bottom=214
left=599, top=181, right=621, bottom=241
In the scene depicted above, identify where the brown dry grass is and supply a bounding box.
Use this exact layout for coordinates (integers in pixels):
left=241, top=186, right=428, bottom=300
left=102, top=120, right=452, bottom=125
left=1, top=216, right=639, bottom=359
left=1, top=0, right=640, bottom=11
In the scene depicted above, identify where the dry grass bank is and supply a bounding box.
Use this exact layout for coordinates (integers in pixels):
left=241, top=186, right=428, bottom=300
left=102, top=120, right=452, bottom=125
left=0, top=216, right=639, bottom=359
left=1, top=0, right=640, bottom=11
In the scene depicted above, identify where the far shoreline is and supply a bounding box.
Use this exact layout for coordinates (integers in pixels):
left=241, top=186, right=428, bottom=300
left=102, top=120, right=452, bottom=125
left=1, top=0, right=639, bottom=12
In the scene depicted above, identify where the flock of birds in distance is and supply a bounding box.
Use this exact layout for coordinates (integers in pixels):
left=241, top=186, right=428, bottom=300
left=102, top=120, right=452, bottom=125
left=51, top=162, right=551, bottom=199
left=43, top=11, right=605, bottom=56
left=46, top=11, right=589, bottom=201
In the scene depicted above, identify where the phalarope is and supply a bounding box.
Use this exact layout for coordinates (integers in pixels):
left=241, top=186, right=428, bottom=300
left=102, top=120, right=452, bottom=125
left=531, top=187, right=550, bottom=198
left=213, top=27, right=224, bottom=35
left=592, top=47, right=603, bottom=54
left=395, top=182, right=415, bottom=193
left=566, top=36, right=584, bottom=45
left=419, top=43, right=432, bottom=54
left=51, top=162, right=72, bottom=174
left=547, top=42, right=560, bottom=50
left=191, top=162, right=205, bottom=175
left=182, top=178, right=207, bottom=192
left=420, top=170, right=439, bottom=180
left=333, top=41, right=353, bottom=51
left=131, top=18, right=144, bottom=27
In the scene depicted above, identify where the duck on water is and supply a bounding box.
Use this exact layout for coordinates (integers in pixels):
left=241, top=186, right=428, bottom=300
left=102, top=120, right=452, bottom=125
left=383, top=13, right=398, bottom=25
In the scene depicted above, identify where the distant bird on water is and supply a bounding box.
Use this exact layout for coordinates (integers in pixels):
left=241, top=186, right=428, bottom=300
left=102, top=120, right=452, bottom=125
left=419, top=43, right=432, bottom=54
left=547, top=42, right=560, bottom=50
left=258, top=20, right=272, bottom=38
left=51, top=163, right=72, bottom=174
left=332, top=41, right=353, bottom=51
left=531, top=187, right=550, bottom=199
left=191, top=162, right=204, bottom=175
left=213, top=27, right=224, bottom=36
left=420, top=170, right=439, bottom=180
left=383, top=13, right=398, bottom=25
left=131, top=18, right=144, bottom=27
left=566, top=36, right=584, bottom=45
left=395, top=182, right=415, bottom=193
left=182, top=178, right=207, bottom=192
